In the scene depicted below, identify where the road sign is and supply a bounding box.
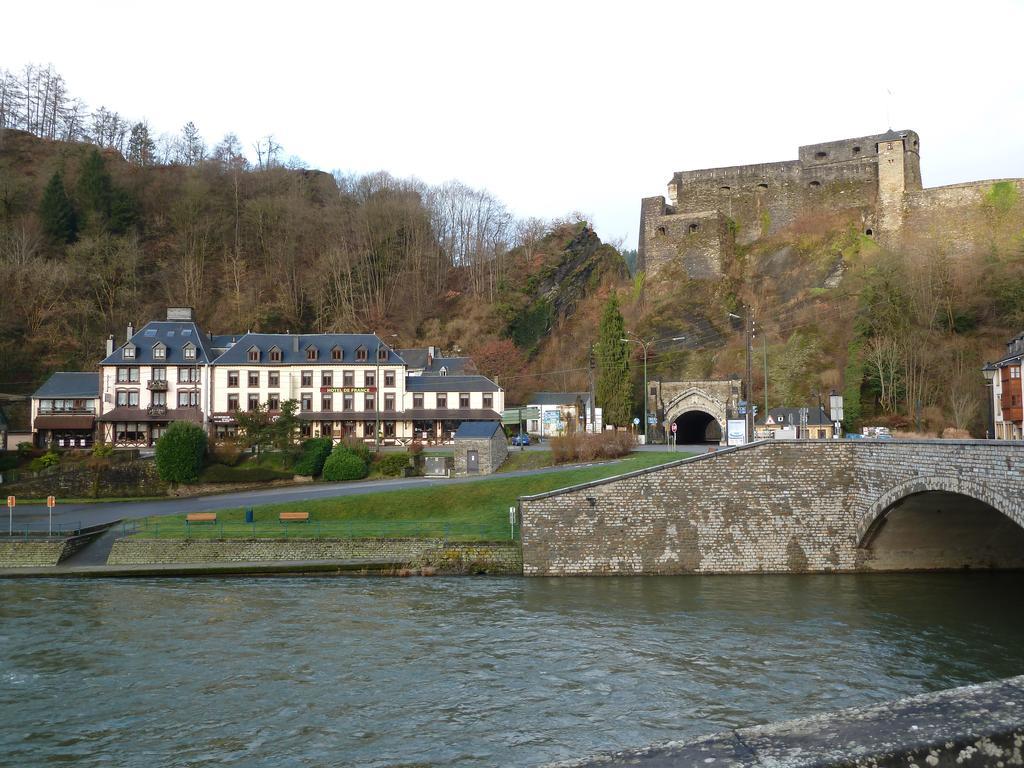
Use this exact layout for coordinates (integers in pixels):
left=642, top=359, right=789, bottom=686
left=6, top=495, right=12, bottom=537
left=6, top=495, right=14, bottom=507
left=670, top=423, right=678, bottom=433
left=632, top=417, right=640, bottom=426
left=647, top=416, right=657, bottom=425
left=47, top=496, right=56, bottom=508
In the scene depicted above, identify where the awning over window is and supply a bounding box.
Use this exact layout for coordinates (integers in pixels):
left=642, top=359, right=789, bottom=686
left=33, top=415, right=95, bottom=430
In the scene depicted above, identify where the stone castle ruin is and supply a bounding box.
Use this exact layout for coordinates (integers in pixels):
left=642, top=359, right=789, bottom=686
left=638, top=129, right=1024, bottom=279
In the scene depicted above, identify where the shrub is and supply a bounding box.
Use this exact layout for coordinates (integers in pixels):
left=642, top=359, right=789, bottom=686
left=210, top=439, right=244, bottom=467
left=375, top=453, right=410, bottom=477
left=39, top=451, right=61, bottom=468
left=322, top=450, right=370, bottom=481
left=293, top=437, right=333, bottom=476
left=17, top=442, right=33, bottom=458
left=92, top=443, right=114, bottom=458
left=407, top=441, right=424, bottom=456
left=155, top=421, right=208, bottom=483
left=199, top=464, right=293, bottom=483
left=338, top=437, right=372, bottom=466
left=551, top=431, right=634, bottom=464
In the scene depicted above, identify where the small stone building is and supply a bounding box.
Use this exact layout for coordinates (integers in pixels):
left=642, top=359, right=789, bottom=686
left=453, top=421, right=508, bottom=475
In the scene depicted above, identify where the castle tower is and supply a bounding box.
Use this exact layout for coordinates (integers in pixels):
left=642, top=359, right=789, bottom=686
left=876, top=131, right=909, bottom=233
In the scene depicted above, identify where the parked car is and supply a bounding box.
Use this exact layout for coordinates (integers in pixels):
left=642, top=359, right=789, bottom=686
left=511, top=433, right=531, bottom=446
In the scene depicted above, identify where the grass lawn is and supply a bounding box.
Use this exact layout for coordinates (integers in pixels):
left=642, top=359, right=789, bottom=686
left=132, top=451, right=688, bottom=541
left=497, top=450, right=555, bottom=472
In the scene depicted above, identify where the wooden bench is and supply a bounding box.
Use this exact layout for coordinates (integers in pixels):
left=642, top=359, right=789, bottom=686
left=279, top=511, right=310, bottom=523
left=186, top=513, right=217, bottom=524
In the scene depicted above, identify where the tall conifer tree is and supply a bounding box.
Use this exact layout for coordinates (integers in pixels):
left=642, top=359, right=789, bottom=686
left=596, top=294, right=632, bottom=427
left=38, top=171, right=77, bottom=243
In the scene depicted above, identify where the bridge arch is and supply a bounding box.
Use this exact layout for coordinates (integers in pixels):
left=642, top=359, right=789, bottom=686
left=856, top=475, right=1024, bottom=571
left=663, top=388, right=726, bottom=444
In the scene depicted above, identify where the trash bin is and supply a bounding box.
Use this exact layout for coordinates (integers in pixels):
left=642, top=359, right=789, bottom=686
left=245, top=507, right=254, bottom=523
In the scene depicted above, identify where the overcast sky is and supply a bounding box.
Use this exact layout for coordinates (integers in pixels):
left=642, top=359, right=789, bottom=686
left=7, top=0, right=1024, bottom=248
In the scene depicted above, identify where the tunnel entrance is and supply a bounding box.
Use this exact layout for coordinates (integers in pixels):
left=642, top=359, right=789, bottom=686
left=673, top=410, right=722, bottom=444
left=859, top=491, right=1024, bottom=571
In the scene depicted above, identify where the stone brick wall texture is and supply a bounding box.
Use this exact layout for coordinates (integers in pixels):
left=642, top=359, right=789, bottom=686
left=453, top=432, right=509, bottom=475
left=519, top=440, right=1024, bottom=576
left=0, top=540, right=67, bottom=568
left=107, top=538, right=523, bottom=575
left=2, top=459, right=166, bottom=499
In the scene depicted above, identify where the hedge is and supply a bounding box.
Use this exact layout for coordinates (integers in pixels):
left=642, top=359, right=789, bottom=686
left=155, top=422, right=208, bottom=483
left=375, top=453, right=411, bottom=477
left=293, top=437, right=333, bottom=476
left=322, top=450, right=369, bottom=481
left=199, top=464, right=294, bottom=484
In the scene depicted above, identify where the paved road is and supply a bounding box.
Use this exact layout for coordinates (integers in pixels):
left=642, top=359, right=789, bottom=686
left=8, top=447, right=707, bottom=530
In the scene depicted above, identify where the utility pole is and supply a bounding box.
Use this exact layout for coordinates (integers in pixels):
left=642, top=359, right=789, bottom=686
left=622, top=334, right=686, bottom=445
left=763, top=332, right=769, bottom=421
left=746, top=314, right=754, bottom=442
left=588, top=346, right=596, bottom=434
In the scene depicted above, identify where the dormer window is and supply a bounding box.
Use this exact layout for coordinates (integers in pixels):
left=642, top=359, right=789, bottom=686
left=152, top=342, right=166, bottom=360
left=439, top=366, right=448, bottom=376
left=356, top=346, right=368, bottom=362
left=305, top=345, right=318, bottom=361
left=247, top=346, right=260, bottom=363
left=183, top=343, right=196, bottom=361
left=377, top=347, right=388, bottom=362
left=331, top=346, right=342, bottom=361
left=269, top=346, right=282, bottom=362
left=123, top=344, right=136, bottom=360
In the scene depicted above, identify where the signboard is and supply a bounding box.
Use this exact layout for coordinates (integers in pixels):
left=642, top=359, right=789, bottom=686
left=726, top=419, right=748, bottom=446
left=320, top=386, right=377, bottom=393
left=670, top=423, right=678, bottom=434
left=6, top=495, right=14, bottom=507
left=47, top=496, right=56, bottom=508
left=648, top=416, right=657, bottom=425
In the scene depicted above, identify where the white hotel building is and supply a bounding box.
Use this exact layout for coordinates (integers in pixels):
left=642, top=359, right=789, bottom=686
left=95, top=308, right=503, bottom=447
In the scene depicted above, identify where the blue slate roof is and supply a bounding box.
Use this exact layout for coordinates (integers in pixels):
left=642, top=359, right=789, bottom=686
left=454, top=421, right=503, bottom=439
left=212, top=333, right=404, bottom=366
left=100, top=322, right=215, bottom=365
left=405, top=375, right=500, bottom=392
left=33, top=372, right=100, bottom=399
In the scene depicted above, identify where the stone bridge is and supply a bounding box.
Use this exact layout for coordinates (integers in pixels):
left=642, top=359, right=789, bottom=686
left=519, top=440, right=1024, bottom=575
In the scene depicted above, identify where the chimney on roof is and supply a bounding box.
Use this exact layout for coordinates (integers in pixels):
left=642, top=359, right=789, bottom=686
left=106, top=334, right=114, bottom=357
left=428, top=345, right=436, bottom=366
left=292, top=335, right=299, bottom=353
left=126, top=322, right=134, bottom=342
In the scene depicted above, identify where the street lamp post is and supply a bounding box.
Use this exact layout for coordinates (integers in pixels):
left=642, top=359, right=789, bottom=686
left=729, top=309, right=754, bottom=443
left=621, top=334, right=686, bottom=444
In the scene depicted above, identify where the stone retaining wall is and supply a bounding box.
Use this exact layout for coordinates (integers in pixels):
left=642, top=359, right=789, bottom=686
left=0, top=540, right=67, bottom=568
left=108, top=538, right=523, bottom=575
left=2, top=460, right=166, bottom=499
left=520, top=440, right=1024, bottom=576
left=554, top=674, right=1024, bottom=767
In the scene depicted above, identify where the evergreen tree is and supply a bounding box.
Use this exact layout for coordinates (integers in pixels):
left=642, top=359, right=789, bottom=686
left=596, top=294, right=632, bottom=426
left=76, top=148, right=112, bottom=228
left=127, top=121, right=156, bottom=166
left=38, top=171, right=77, bottom=243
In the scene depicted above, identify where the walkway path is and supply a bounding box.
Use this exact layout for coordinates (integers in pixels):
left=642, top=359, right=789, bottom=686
left=0, top=558, right=406, bottom=579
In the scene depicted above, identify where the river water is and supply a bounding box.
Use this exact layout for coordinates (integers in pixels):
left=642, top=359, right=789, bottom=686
left=2, top=574, right=1022, bottom=767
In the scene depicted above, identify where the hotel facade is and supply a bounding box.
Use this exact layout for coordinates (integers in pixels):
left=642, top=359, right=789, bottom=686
left=83, top=308, right=504, bottom=448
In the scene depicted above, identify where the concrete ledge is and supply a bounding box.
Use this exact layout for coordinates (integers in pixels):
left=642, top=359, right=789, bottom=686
left=552, top=674, right=1024, bottom=767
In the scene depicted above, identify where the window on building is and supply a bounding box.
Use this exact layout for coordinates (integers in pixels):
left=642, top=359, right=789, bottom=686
left=183, top=344, right=196, bottom=360
left=413, top=393, right=424, bottom=408
left=267, top=394, right=280, bottom=411
left=459, top=393, right=470, bottom=409
left=383, top=421, right=396, bottom=438
left=300, top=423, right=311, bottom=438
left=688, top=223, right=699, bottom=233
left=364, top=421, right=376, bottom=437
left=657, top=226, right=666, bottom=236
left=343, top=371, right=354, bottom=387
left=116, top=390, right=130, bottom=407
left=815, top=151, right=827, bottom=159
left=331, top=346, right=342, bottom=361
left=228, top=371, right=239, bottom=388
left=179, top=390, right=198, bottom=407
left=306, top=346, right=318, bottom=361
left=364, top=394, right=375, bottom=411
left=356, top=347, right=368, bottom=361
left=152, top=367, right=167, bottom=382
left=384, top=393, right=395, bottom=411
left=301, top=393, right=312, bottom=411
left=483, top=393, right=493, bottom=409
left=343, top=393, right=354, bottom=411
left=384, top=370, right=395, bottom=387
left=151, top=391, right=166, bottom=406
left=269, top=347, right=282, bottom=362
left=301, top=370, right=313, bottom=387
left=248, top=371, right=259, bottom=387
left=809, top=180, right=821, bottom=188
left=322, top=394, right=333, bottom=411
left=322, top=371, right=333, bottom=387
left=117, top=366, right=140, bottom=383
left=123, top=345, right=135, bottom=359
left=365, top=371, right=376, bottom=387
left=248, top=395, right=260, bottom=411
left=248, top=347, right=260, bottom=362
left=378, top=347, right=388, bottom=361
left=153, top=345, right=165, bottom=360
left=268, top=371, right=280, bottom=388
left=1013, top=367, right=1021, bottom=379
left=178, top=368, right=199, bottom=383
left=437, top=394, right=447, bottom=409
